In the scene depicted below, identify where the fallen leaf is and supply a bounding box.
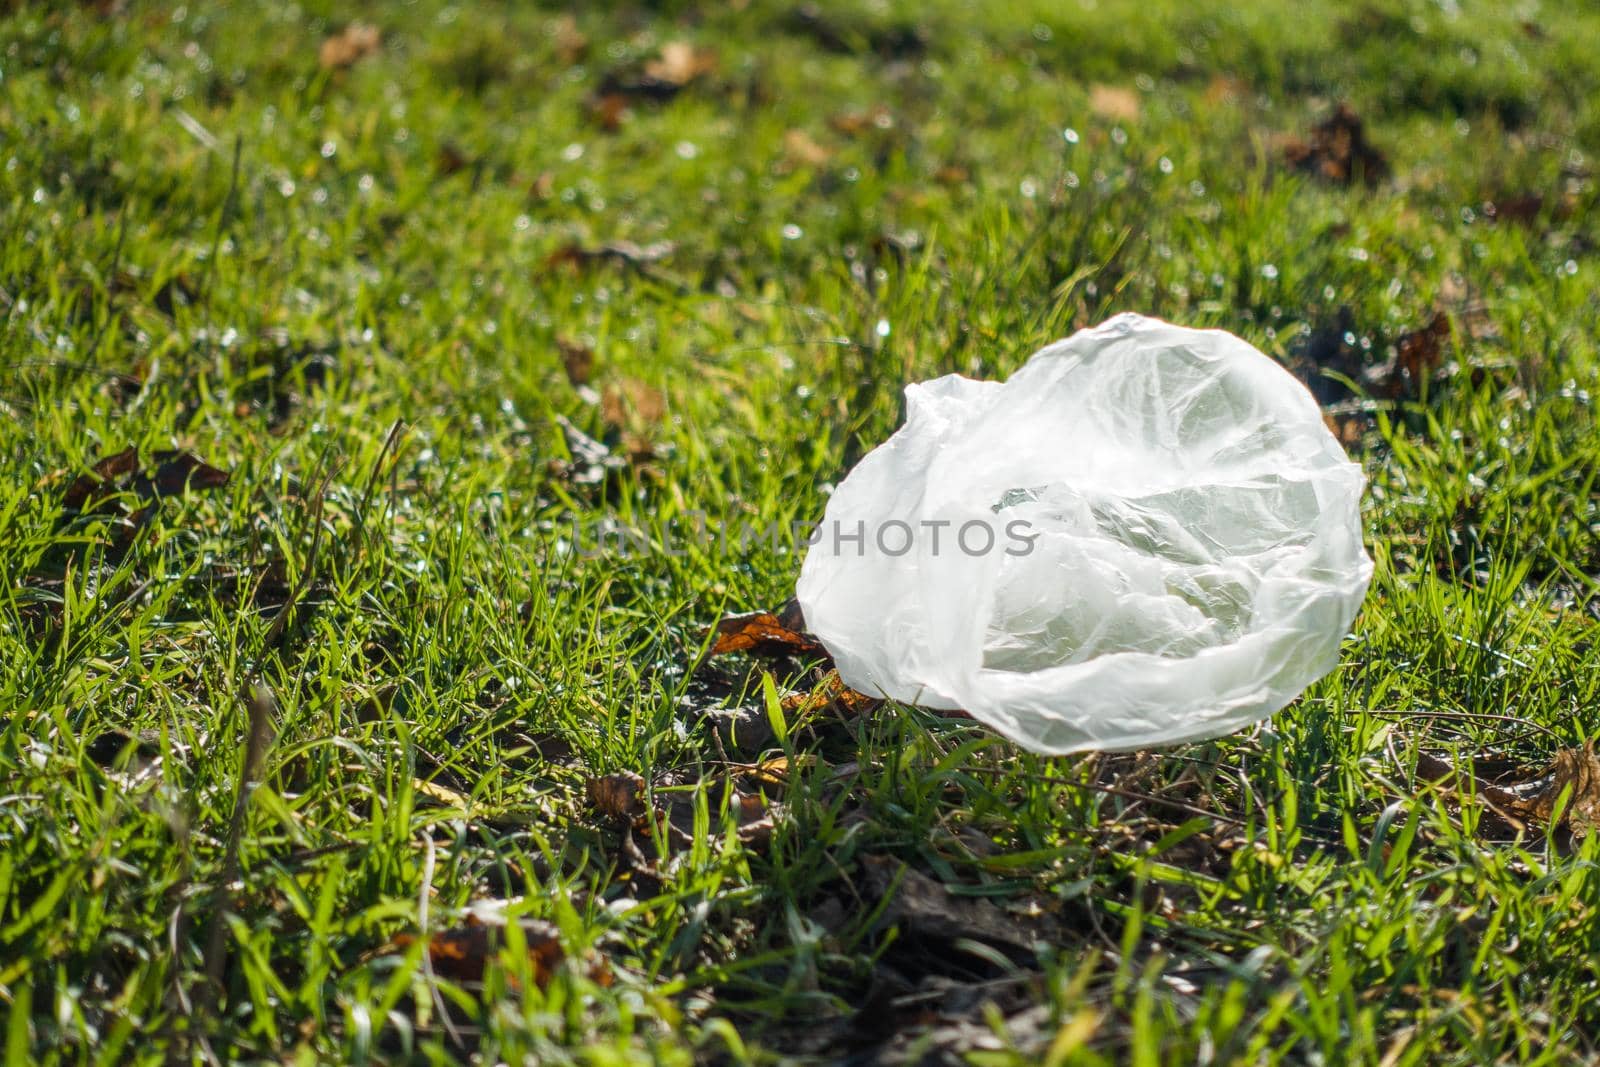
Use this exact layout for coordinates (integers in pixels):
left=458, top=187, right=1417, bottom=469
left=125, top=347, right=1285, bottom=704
left=1089, top=84, right=1140, bottom=123
left=860, top=855, right=1036, bottom=960
left=434, top=142, right=471, bottom=177
left=781, top=668, right=880, bottom=719
left=1511, top=743, right=1600, bottom=838
left=685, top=697, right=775, bottom=755
left=644, top=41, right=720, bottom=86
left=61, top=448, right=141, bottom=511
left=582, top=377, right=664, bottom=464
left=397, top=915, right=564, bottom=987
left=586, top=771, right=647, bottom=823
left=1323, top=412, right=1366, bottom=449
left=1204, top=74, right=1250, bottom=106
left=412, top=776, right=474, bottom=812
left=1482, top=194, right=1545, bottom=226
left=319, top=22, right=381, bottom=70
left=707, top=600, right=826, bottom=659
left=591, top=92, right=631, bottom=132
left=600, top=379, right=665, bottom=432
left=1414, top=742, right=1600, bottom=839
left=1283, top=103, right=1389, bottom=186
left=133, top=452, right=233, bottom=500
left=730, top=787, right=780, bottom=848
left=738, top=754, right=796, bottom=789
left=61, top=449, right=231, bottom=511
left=1294, top=305, right=1381, bottom=405
left=558, top=337, right=595, bottom=386
left=550, top=14, right=588, bottom=65
left=1395, top=311, right=1450, bottom=387
left=783, top=128, right=833, bottom=167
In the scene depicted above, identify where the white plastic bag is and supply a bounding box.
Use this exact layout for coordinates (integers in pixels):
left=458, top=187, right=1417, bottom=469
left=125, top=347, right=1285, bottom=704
left=795, top=313, right=1372, bottom=753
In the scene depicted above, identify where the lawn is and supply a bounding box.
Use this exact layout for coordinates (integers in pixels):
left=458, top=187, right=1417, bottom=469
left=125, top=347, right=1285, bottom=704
left=4, top=0, right=1600, bottom=1062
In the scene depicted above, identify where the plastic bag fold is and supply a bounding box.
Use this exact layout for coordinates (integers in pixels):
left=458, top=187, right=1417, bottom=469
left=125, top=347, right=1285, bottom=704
left=795, top=313, right=1373, bottom=753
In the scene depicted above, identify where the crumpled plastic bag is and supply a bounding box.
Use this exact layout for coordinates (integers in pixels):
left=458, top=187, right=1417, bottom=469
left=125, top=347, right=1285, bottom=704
left=795, top=313, right=1373, bottom=753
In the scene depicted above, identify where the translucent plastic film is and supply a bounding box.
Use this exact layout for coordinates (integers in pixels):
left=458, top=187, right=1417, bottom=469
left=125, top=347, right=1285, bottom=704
left=796, top=313, right=1373, bottom=753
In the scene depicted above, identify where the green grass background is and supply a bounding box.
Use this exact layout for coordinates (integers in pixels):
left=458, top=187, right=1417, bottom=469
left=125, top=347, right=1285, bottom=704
left=3, top=0, right=1600, bottom=1062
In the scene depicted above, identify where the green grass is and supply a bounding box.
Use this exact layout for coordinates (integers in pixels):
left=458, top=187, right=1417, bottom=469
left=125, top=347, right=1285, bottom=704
left=4, top=0, right=1600, bottom=1062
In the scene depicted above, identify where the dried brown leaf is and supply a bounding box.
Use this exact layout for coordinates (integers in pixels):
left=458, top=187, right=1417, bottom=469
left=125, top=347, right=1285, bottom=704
left=1517, top=743, right=1600, bottom=837
left=707, top=600, right=825, bottom=659
left=434, top=142, right=471, bottom=177
left=1284, top=103, right=1389, bottom=186
left=558, top=337, right=595, bottom=386
left=1204, top=75, right=1250, bottom=106
left=861, top=855, right=1035, bottom=959
left=1323, top=412, right=1366, bottom=449
left=396, top=916, right=564, bottom=987
left=1483, top=193, right=1545, bottom=226
left=591, top=92, right=631, bottom=132
left=135, top=451, right=232, bottom=499
left=1089, top=84, right=1140, bottom=123
left=781, top=668, right=880, bottom=718
left=644, top=41, right=719, bottom=86
left=61, top=447, right=140, bottom=510
left=550, top=14, right=589, bottom=65
left=586, top=771, right=647, bottom=823
left=1416, top=742, right=1600, bottom=839
left=319, top=22, right=381, bottom=70
left=62, top=449, right=231, bottom=510
left=783, top=128, right=833, bottom=167
left=1395, top=311, right=1450, bottom=386
left=600, top=379, right=665, bottom=431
